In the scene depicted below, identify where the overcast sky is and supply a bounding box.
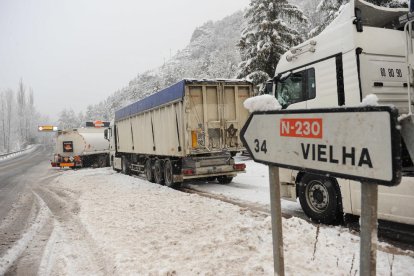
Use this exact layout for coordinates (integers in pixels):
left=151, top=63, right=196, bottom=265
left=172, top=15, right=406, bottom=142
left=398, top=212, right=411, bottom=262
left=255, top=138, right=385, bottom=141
left=0, top=0, right=250, bottom=119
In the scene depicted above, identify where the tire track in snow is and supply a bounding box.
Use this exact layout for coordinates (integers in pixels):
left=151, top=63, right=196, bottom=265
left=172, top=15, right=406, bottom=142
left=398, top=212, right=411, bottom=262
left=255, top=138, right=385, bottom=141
left=0, top=192, right=51, bottom=275
left=34, top=184, right=113, bottom=275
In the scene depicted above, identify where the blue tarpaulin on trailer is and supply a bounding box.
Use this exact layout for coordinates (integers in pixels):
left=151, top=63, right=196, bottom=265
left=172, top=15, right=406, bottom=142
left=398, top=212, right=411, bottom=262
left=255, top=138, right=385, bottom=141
left=115, top=80, right=186, bottom=121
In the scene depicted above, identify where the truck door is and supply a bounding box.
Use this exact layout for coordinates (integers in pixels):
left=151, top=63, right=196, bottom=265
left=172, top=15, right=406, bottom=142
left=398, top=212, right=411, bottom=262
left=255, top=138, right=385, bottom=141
left=306, top=57, right=340, bottom=108
left=221, top=84, right=250, bottom=150
left=205, top=85, right=222, bottom=150
left=187, top=84, right=222, bottom=151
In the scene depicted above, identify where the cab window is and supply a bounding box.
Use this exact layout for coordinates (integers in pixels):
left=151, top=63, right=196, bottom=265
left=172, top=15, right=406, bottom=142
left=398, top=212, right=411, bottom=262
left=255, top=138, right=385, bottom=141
left=276, top=68, right=316, bottom=107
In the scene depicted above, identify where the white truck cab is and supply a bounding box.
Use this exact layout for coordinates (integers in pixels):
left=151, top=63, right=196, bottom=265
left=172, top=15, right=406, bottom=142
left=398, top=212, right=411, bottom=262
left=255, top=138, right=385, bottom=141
left=271, top=0, right=414, bottom=225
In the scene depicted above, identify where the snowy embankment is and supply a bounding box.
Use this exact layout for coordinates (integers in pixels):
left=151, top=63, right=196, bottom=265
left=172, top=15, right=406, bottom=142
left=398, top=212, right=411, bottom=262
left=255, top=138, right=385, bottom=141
left=50, top=168, right=414, bottom=275
left=185, top=159, right=302, bottom=214
left=0, top=145, right=38, bottom=163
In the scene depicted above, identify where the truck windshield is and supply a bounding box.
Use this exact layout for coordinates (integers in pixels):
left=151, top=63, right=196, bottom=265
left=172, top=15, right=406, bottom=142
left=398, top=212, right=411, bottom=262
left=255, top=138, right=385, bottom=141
left=276, top=68, right=315, bottom=107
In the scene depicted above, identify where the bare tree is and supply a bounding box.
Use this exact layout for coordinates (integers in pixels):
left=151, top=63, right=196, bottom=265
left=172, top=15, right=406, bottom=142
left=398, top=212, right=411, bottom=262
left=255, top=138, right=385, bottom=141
left=5, top=89, right=13, bottom=152
left=27, top=88, right=34, bottom=142
left=0, top=91, right=5, bottom=151
left=17, top=79, right=26, bottom=145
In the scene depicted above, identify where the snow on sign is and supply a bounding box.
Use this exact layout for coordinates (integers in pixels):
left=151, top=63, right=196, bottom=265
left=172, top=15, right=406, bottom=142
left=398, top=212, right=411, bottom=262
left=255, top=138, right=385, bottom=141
left=241, top=106, right=402, bottom=186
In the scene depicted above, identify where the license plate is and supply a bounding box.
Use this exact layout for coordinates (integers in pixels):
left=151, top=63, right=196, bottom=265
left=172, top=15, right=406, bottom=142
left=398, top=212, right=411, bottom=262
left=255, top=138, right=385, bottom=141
left=60, top=163, right=75, bottom=167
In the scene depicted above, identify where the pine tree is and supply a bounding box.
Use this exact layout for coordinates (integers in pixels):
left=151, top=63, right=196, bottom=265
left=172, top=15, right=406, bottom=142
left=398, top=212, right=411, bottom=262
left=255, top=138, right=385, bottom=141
left=237, top=0, right=307, bottom=83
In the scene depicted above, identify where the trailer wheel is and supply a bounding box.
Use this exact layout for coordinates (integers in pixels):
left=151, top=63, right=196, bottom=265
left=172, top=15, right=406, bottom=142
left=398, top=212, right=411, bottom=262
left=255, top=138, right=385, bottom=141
left=154, top=159, right=164, bottom=185
left=298, top=174, right=342, bottom=225
left=217, top=175, right=233, bottom=184
left=145, top=159, right=155, bottom=183
left=122, top=156, right=130, bottom=175
left=164, top=159, right=178, bottom=188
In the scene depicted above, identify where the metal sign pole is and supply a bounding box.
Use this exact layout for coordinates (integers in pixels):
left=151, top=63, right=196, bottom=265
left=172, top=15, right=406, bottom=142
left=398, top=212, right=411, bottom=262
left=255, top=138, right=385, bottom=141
left=359, top=183, right=379, bottom=276
left=268, top=165, right=285, bottom=276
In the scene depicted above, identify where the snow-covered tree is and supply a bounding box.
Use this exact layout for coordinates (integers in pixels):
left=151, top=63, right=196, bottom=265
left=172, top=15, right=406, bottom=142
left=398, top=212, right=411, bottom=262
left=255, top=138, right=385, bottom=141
left=237, top=0, right=307, bottom=83
left=17, top=79, right=27, bottom=145
left=58, top=108, right=82, bottom=130
left=4, top=89, right=14, bottom=152
left=0, top=84, right=44, bottom=152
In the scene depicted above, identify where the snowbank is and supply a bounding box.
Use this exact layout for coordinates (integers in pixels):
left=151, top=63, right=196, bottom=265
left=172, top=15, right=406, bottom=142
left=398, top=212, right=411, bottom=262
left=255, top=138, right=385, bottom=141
left=49, top=169, right=414, bottom=275
left=0, top=145, right=38, bottom=163
left=185, top=159, right=302, bottom=215
left=244, top=95, right=281, bottom=113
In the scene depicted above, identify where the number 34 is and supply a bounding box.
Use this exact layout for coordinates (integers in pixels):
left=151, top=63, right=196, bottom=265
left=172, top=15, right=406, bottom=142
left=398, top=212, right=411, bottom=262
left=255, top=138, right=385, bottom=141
left=254, top=139, right=267, bottom=154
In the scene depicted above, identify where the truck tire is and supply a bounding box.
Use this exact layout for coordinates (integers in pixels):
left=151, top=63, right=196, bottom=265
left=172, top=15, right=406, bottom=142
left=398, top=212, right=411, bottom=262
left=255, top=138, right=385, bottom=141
left=164, top=159, right=179, bottom=188
left=217, top=175, right=233, bottom=184
left=122, top=156, right=130, bottom=175
left=145, top=159, right=155, bottom=183
left=154, top=159, right=164, bottom=185
left=298, top=174, right=342, bottom=225
left=97, top=155, right=106, bottom=168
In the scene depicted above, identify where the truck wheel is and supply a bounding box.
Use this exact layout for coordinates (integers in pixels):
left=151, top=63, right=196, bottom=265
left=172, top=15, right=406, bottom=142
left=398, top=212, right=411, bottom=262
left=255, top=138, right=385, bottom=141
left=298, top=174, right=342, bottom=225
left=164, top=159, right=179, bottom=188
left=154, top=159, right=164, bottom=185
left=145, top=159, right=155, bottom=183
left=217, top=175, right=233, bottom=184
left=98, top=156, right=106, bottom=168
left=122, top=156, right=130, bottom=175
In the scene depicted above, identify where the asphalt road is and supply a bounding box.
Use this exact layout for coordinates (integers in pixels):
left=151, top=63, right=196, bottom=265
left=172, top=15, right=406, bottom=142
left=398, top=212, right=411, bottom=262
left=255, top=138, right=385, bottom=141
left=0, top=145, right=60, bottom=275
left=0, top=146, right=53, bottom=221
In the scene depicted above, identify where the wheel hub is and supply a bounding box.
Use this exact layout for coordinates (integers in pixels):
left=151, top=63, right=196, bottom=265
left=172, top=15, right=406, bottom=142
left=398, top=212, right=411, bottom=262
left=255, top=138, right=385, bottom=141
left=307, top=181, right=329, bottom=212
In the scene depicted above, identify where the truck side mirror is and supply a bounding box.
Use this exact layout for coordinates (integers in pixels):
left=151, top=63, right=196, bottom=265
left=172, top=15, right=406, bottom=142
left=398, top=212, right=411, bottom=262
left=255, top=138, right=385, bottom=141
left=353, top=8, right=363, bottom=32
left=264, top=80, right=273, bottom=95
left=104, top=129, right=109, bottom=141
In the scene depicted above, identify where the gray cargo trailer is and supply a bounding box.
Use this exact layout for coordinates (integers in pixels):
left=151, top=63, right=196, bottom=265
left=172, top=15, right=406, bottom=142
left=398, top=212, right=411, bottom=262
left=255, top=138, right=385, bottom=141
left=108, top=79, right=253, bottom=187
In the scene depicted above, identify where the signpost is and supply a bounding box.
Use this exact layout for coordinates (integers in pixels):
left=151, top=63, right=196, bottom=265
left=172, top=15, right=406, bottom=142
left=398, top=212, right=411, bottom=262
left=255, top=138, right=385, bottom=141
left=240, top=106, right=402, bottom=275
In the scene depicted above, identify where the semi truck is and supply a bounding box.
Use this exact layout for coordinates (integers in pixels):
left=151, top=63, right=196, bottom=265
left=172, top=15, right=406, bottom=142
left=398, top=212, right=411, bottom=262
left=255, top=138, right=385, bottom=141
left=108, top=79, right=253, bottom=187
left=266, top=0, right=414, bottom=225
left=51, top=121, right=110, bottom=168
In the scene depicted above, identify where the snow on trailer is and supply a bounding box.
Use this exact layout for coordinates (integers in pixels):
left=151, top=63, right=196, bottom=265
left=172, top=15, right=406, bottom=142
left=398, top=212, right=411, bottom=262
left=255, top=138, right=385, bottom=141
left=110, top=79, right=254, bottom=187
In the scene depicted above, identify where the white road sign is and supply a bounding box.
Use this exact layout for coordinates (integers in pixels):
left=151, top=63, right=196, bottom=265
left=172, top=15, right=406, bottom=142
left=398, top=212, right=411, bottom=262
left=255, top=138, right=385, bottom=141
left=241, top=106, right=401, bottom=186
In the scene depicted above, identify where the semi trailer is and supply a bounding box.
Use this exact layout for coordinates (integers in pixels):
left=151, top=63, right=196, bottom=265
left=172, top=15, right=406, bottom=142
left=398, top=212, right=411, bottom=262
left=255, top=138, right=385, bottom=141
left=51, top=121, right=110, bottom=168
left=108, top=79, right=253, bottom=187
left=266, top=0, right=414, bottom=225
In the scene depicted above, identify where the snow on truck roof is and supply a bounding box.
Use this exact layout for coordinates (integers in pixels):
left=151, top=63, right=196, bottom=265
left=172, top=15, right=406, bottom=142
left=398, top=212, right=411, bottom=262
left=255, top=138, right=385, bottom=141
left=276, top=0, right=408, bottom=74
left=115, top=79, right=252, bottom=121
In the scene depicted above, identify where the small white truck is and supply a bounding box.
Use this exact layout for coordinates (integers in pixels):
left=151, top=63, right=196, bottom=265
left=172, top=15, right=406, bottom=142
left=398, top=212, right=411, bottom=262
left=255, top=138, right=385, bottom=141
left=267, top=0, right=414, bottom=225
left=108, top=79, right=253, bottom=187
left=51, top=121, right=110, bottom=168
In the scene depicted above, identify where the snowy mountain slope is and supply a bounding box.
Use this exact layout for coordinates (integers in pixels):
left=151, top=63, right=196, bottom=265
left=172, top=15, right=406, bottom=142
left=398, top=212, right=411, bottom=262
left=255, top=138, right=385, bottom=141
left=85, top=12, right=245, bottom=121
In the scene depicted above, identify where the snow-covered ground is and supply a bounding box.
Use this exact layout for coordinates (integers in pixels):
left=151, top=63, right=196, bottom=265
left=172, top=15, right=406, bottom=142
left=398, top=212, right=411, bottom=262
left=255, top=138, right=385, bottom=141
left=184, top=159, right=302, bottom=215
left=44, top=167, right=414, bottom=275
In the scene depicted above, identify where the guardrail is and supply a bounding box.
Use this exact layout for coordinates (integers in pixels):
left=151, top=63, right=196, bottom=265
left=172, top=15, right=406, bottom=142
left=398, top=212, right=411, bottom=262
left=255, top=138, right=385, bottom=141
left=0, top=145, right=36, bottom=161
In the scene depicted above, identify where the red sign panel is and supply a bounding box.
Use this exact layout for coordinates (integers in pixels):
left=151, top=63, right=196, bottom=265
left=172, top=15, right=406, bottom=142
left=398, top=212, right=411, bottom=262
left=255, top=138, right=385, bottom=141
left=280, top=118, right=323, bottom=139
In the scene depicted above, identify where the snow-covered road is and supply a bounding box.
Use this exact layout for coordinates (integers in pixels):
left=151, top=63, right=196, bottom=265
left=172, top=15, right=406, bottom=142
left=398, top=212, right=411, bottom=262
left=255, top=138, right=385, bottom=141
left=1, top=156, right=414, bottom=275
left=27, top=167, right=414, bottom=275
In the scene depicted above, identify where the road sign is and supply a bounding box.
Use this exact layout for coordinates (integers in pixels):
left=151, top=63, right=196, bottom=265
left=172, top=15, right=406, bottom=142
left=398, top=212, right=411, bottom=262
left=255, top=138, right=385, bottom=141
left=241, top=106, right=401, bottom=186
